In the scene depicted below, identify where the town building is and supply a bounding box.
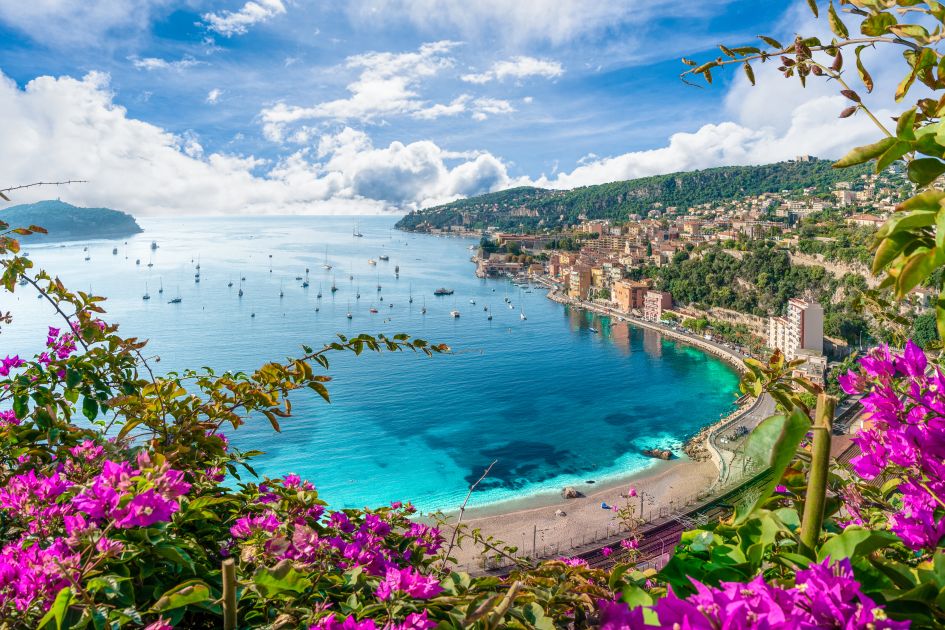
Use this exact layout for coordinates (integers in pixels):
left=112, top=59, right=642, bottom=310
left=767, top=298, right=824, bottom=360
left=643, top=290, right=672, bottom=322
left=613, top=280, right=650, bottom=313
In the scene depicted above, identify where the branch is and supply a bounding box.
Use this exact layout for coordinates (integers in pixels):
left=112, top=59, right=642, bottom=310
left=441, top=459, right=496, bottom=569
left=0, top=180, right=87, bottom=201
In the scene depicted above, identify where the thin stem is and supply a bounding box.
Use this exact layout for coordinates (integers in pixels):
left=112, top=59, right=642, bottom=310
left=800, top=394, right=836, bottom=558
left=222, top=558, right=237, bottom=630
left=440, top=459, right=497, bottom=570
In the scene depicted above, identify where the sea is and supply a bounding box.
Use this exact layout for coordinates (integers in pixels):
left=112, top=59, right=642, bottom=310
left=1, top=215, right=740, bottom=512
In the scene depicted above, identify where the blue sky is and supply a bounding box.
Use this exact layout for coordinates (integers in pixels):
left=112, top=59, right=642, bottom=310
left=0, top=1, right=891, bottom=215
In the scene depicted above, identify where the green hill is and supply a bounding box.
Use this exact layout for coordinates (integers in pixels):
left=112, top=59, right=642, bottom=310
left=0, top=200, right=142, bottom=242
left=395, top=159, right=871, bottom=232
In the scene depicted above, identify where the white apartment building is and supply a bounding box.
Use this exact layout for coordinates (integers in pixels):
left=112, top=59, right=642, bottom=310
left=767, top=298, right=824, bottom=360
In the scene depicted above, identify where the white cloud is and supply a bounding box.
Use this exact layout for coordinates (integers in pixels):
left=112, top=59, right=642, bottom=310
left=260, top=41, right=488, bottom=139
left=0, top=0, right=168, bottom=45
left=203, top=0, right=286, bottom=37
left=345, top=0, right=723, bottom=47
left=206, top=88, right=223, bottom=104
left=0, top=71, right=510, bottom=215
left=129, top=56, right=203, bottom=71
left=470, top=97, right=514, bottom=121
left=461, top=56, right=563, bottom=84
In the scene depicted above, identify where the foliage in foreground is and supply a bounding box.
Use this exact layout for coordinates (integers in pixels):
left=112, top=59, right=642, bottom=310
left=11, top=0, right=945, bottom=627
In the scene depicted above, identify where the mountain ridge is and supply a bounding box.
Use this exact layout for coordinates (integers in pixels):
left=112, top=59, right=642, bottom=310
left=0, top=200, right=143, bottom=242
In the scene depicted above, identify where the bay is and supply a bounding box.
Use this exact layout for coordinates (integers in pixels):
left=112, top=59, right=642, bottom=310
left=1, top=215, right=740, bottom=511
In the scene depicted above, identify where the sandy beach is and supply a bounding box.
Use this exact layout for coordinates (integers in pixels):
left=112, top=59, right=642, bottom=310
left=446, top=456, right=719, bottom=567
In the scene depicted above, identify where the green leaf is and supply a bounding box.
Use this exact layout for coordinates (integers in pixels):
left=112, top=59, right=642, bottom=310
left=833, top=137, right=895, bottom=168
left=817, top=527, right=899, bottom=562
left=37, top=587, right=73, bottom=629
left=860, top=12, right=896, bottom=36
left=735, top=407, right=811, bottom=523
left=827, top=2, right=848, bottom=37
left=743, top=62, right=755, bottom=86
left=908, top=158, right=945, bottom=187
left=82, top=396, right=99, bottom=421
left=854, top=45, right=874, bottom=92
left=876, top=140, right=911, bottom=172
left=896, top=107, right=917, bottom=141
left=150, top=580, right=212, bottom=612
left=896, top=248, right=938, bottom=298
left=806, top=0, right=819, bottom=17
left=872, top=231, right=913, bottom=275
left=252, top=561, right=313, bottom=597
left=758, top=35, right=783, bottom=49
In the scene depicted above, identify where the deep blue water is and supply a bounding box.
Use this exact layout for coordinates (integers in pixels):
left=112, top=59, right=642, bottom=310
left=1, top=215, right=740, bottom=511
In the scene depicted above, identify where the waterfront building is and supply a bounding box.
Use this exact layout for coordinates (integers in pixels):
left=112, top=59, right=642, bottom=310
left=567, top=266, right=592, bottom=299
left=767, top=298, right=824, bottom=360
left=613, top=280, right=650, bottom=313
left=644, top=290, right=672, bottom=321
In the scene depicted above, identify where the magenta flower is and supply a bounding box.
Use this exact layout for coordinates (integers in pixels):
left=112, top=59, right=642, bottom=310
left=374, top=567, right=442, bottom=601
left=0, top=410, right=18, bottom=426
left=601, top=546, right=614, bottom=557
left=310, top=615, right=377, bottom=630
left=597, top=599, right=645, bottom=629
left=142, top=618, right=174, bottom=630
left=627, top=486, right=637, bottom=498
left=0, top=355, right=24, bottom=377
left=230, top=512, right=281, bottom=539
left=394, top=610, right=436, bottom=630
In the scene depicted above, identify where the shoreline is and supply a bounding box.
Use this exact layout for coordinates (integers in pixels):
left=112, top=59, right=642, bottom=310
left=439, top=279, right=763, bottom=568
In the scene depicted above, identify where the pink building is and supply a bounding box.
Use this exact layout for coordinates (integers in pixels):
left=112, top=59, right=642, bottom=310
left=643, top=291, right=672, bottom=321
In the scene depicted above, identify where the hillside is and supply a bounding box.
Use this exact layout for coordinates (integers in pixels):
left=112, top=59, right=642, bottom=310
left=396, top=159, right=870, bottom=232
left=0, top=199, right=142, bottom=242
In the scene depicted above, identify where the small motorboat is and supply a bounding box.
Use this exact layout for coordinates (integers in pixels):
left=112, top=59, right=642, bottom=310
left=450, top=310, right=460, bottom=318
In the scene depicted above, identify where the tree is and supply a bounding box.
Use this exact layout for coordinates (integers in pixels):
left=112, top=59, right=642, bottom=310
left=912, top=312, right=939, bottom=349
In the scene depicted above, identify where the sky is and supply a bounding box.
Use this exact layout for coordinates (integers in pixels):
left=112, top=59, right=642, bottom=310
left=0, top=0, right=902, bottom=215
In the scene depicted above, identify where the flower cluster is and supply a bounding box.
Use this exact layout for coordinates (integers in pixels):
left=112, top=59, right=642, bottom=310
left=600, top=558, right=905, bottom=629
left=0, top=447, right=191, bottom=615
left=839, top=341, right=945, bottom=549
left=0, top=354, right=23, bottom=377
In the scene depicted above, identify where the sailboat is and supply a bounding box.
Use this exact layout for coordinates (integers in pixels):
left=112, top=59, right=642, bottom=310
left=142, top=282, right=151, bottom=300
left=228, top=278, right=233, bottom=288
left=169, top=287, right=182, bottom=304
left=346, top=300, right=353, bottom=319
left=279, top=281, right=284, bottom=298
left=487, top=304, right=492, bottom=321
left=356, top=285, right=361, bottom=300
left=151, top=241, right=158, bottom=250
left=322, top=247, right=332, bottom=270
left=421, top=297, right=427, bottom=315
left=331, top=276, right=338, bottom=293
left=408, top=283, right=413, bottom=304
left=302, top=269, right=310, bottom=288
left=317, top=284, right=322, bottom=299
left=238, top=280, right=244, bottom=298
left=376, top=274, right=382, bottom=291
left=520, top=290, right=527, bottom=320
left=112, top=247, right=118, bottom=255
left=158, top=278, right=164, bottom=294
left=395, top=264, right=399, bottom=278
left=353, top=222, right=363, bottom=238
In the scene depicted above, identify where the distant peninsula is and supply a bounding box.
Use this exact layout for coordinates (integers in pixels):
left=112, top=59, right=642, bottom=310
left=0, top=200, right=142, bottom=243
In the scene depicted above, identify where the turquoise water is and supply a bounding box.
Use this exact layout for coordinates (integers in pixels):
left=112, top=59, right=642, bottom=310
left=1, top=215, right=740, bottom=511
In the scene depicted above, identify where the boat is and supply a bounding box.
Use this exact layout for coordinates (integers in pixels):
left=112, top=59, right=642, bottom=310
left=169, top=286, right=182, bottom=304
left=147, top=260, right=153, bottom=268
left=379, top=254, right=389, bottom=261
left=353, top=223, right=363, bottom=238
left=450, top=310, right=460, bottom=318
left=302, top=280, right=310, bottom=288
left=279, top=281, right=284, bottom=298
left=520, top=310, right=527, bottom=321
left=589, top=327, right=599, bottom=333
left=433, top=288, right=453, bottom=296
left=369, top=306, right=379, bottom=314
left=331, top=277, right=338, bottom=293
left=316, top=284, right=322, bottom=298
left=508, top=303, right=514, bottom=309
left=356, top=286, right=361, bottom=299
left=395, top=265, right=399, bottom=274
left=158, top=279, right=164, bottom=294
left=483, top=306, right=488, bottom=311
left=421, top=298, right=427, bottom=315
left=112, top=247, right=118, bottom=255
left=251, top=312, right=255, bottom=318
left=295, top=276, right=303, bottom=281
left=408, top=283, right=413, bottom=303
left=151, top=241, right=158, bottom=250
left=322, top=247, right=332, bottom=270
left=368, top=259, right=377, bottom=266
left=228, top=279, right=233, bottom=288
left=487, top=313, right=492, bottom=321
left=238, top=280, right=244, bottom=298
left=142, top=282, right=150, bottom=301
left=194, top=273, right=200, bottom=284
left=469, top=299, right=476, bottom=305
left=346, top=301, right=353, bottom=319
